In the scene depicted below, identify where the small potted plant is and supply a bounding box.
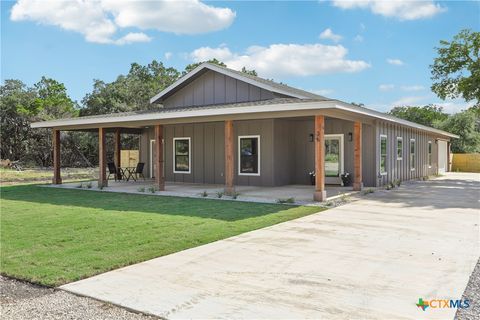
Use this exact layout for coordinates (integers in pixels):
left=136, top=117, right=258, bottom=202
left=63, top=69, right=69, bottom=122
left=341, top=172, right=351, bottom=186
left=308, top=171, right=315, bottom=185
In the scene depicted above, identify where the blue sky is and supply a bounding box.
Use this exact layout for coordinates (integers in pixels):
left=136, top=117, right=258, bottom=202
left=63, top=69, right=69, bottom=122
left=1, top=0, right=479, bottom=113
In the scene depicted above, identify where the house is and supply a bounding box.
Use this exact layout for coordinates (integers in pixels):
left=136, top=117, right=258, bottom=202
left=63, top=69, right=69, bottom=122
left=31, top=63, right=457, bottom=201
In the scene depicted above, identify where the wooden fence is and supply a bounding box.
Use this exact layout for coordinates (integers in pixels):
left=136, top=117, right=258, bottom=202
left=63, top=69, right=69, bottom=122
left=451, top=153, right=480, bottom=173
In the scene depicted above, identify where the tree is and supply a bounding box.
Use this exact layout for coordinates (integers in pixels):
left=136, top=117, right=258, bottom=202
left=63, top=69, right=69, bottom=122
left=389, top=105, right=448, bottom=127
left=431, top=29, right=480, bottom=107
left=81, top=60, right=180, bottom=116
left=183, top=58, right=227, bottom=75
left=434, top=110, right=480, bottom=153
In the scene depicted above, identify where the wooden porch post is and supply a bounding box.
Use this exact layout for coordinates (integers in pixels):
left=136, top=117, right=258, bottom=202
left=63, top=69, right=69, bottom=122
left=52, top=129, right=62, bottom=184
left=114, top=128, right=122, bottom=180
left=353, top=121, right=363, bottom=191
left=98, top=128, right=107, bottom=187
left=314, top=115, right=326, bottom=202
left=155, top=124, right=165, bottom=191
left=224, top=120, right=235, bottom=195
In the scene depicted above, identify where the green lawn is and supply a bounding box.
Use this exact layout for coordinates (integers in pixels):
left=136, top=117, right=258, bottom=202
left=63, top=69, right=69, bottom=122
left=1, top=167, right=96, bottom=184
left=0, top=184, right=322, bottom=286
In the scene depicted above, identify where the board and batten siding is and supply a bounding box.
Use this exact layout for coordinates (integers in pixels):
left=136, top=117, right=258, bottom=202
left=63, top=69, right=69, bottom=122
left=162, top=70, right=276, bottom=108
left=142, top=120, right=276, bottom=187
left=375, top=120, right=440, bottom=187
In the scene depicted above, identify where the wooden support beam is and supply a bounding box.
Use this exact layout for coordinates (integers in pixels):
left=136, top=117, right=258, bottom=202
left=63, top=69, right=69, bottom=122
left=314, top=115, right=326, bottom=202
left=155, top=124, right=165, bottom=191
left=353, top=121, right=363, bottom=191
left=52, top=129, right=62, bottom=184
left=114, top=128, right=122, bottom=180
left=98, top=128, right=107, bottom=187
left=224, top=120, right=235, bottom=195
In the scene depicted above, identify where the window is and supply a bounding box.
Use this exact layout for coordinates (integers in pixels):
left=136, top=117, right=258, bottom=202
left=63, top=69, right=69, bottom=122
left=380, top=135, right=387, bottom=175
left=428, top=141, right=432, bottom=167
left=396, top=137, right=403, bottom=160
left=238, top=135, right=260, bottom=175
left=173, top=137, right=191, bottom=173
left=410, top=139, right=416, bottom=170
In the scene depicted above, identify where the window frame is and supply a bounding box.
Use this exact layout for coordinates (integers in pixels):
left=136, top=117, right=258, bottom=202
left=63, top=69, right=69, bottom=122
left=173, top=137, right=191, bottom=174
left=396, top=137, right=403, bottom=161
left=428, top=140, right=432, bottom=168
left=410, top=138, right=416, bottom=171
left=238, top=135, right=261, bottom=176
left=380, top=134, right=388, bottom=175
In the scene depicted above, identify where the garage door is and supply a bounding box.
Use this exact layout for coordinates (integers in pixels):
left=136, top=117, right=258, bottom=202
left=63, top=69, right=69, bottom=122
left=438, top=140, right=448, bottom=174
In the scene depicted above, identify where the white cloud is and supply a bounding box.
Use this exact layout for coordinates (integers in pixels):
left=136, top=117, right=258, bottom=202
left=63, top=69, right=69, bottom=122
left=401, top=85, right=425, bottom=91
left=164, top=52, right=173, bottom=60
left=10, top=0, right=235, bottom=44
left=391, top=95, right=429, bottom=106
left=432, top=100, right=475, bottom=114
left=190, top=43, right=370, bottom=77
left=319, top=28, right=343, bottom=42
left=114, top=32, right=151, bottom=45
left=379, top=84, right=395, bottom=91
left=354, top=35, right=364, bottom=42
left=387, top=58, right=404, bottom=66
left=331, top=0, right=446, bottom=20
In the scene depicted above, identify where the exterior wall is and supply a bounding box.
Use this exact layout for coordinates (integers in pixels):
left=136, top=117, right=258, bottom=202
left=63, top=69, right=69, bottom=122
left=163, top=70, right=276, bottom=108
left=375, top=120, right=442, bottom=187
left=272, top=118, right=376, bottom=187
left=141, top=119, right=275, bottom=187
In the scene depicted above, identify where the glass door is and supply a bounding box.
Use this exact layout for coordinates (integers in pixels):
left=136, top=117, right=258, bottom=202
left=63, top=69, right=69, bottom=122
left=325, top=134, right=344, bottom=184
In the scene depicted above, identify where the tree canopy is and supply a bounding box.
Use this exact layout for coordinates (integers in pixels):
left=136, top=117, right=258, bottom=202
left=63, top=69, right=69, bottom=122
left=388, top=105, right=448, bottom=127
left=431, top=29, right=480, bottom=107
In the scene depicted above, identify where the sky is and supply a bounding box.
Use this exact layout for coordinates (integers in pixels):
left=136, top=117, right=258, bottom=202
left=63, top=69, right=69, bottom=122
left=1, top=0, right=479, bottom=113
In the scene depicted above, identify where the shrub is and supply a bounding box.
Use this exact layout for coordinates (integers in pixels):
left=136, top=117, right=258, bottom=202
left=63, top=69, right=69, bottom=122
left=362, top=188, right=374, bottom=195
left=86, top=182, right=92, bottom=189
left=147, top=186, right=156, bottom=193
left=200, top=190, right=208, bottom=197
left=76, top=183, right=83, bottom=188
left=394, top=179, right=401, bottom=187
left=232, top=192, right=240, bottom=199
left=137, top=187, right=145, bottom=192
left=216, top=191, right=224, bottom=198
left=276, top=197, right=295, bottom=204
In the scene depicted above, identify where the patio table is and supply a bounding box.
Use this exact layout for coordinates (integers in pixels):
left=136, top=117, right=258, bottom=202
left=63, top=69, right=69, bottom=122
left=119, top=167, right=136, bottom=181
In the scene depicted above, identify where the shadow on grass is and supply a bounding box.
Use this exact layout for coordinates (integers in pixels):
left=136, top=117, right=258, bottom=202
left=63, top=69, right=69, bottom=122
left=0, top=184, right=310, bottom=222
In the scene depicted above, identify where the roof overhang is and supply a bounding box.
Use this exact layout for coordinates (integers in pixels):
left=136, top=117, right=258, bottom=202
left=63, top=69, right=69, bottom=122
left=31, top=100, right=458, bottom=139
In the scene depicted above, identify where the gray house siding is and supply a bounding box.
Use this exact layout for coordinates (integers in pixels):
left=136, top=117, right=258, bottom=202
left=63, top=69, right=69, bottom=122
left=375, top=120, right=440, bottom=187
left=163, top=70, right=276, bottom=108
left=139, top=117, right=443, bottom=189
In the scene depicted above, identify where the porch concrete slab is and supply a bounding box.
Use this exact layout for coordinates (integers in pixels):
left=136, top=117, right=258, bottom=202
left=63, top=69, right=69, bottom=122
left=50, top=180, right=354, bottom=205
left=61, top=173, right=480, bottom=319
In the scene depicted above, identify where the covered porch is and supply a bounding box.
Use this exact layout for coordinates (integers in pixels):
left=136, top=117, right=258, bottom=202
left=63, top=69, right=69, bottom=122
left=50, top=180, right=357, bottom=205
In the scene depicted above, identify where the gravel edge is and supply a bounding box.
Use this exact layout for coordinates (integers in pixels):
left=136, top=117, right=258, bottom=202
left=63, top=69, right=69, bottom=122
left=455, top=258, right=480, bottom=320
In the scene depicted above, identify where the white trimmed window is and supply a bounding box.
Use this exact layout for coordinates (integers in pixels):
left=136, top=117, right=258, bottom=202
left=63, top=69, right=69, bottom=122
left=380, top=135, right=387, bottom=175
left=173, top=137, right=191, bottom=173
left=410, top=139, right=416, bottom=171
left=238, top=135, right=260, bottom=176
left=396, top=137, right=403, bottom=160
left=428, top=141, right=432, bottom=168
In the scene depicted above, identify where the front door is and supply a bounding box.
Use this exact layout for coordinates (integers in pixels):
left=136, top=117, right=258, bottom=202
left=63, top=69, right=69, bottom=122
left=325, top=134, right=344, bottom=184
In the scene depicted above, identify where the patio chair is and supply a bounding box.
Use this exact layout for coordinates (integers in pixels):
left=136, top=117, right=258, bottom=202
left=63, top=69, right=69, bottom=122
left=107, top=162, right=121, bottom=181
left=131, top=162, right=145, bottom=181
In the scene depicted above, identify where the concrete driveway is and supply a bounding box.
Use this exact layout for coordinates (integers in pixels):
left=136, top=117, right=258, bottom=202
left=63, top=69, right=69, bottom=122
left=61, top=173, right=480, bottom=319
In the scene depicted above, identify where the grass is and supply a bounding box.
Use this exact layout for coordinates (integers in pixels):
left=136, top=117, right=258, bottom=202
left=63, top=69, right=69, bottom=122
left=0, top=167, right=95, bottom=184
left=0, top=184, right=322, bottom=287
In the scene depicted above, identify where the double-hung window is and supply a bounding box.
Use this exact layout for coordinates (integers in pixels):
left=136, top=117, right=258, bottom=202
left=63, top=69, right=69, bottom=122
left=380, top=135, right=387, bottom=175
left=410, top=139, right=416, bottom=171
left=173, top=137, right=191, bottom=173
left=396, top=137, right=403, bottom=160
left=238, top=135, right=260, bottom=175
